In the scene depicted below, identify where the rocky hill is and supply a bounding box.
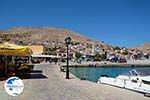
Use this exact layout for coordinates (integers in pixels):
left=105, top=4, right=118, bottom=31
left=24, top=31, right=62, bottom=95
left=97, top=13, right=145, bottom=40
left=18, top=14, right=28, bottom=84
left=137, top=42, right=150, bottom=53
left=0, top=27, right=112, bottom=50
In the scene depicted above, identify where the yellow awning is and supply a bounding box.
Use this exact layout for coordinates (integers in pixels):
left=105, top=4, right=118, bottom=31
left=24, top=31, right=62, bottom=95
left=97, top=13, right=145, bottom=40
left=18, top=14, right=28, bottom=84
left=0, top=42, right=32, bottom=56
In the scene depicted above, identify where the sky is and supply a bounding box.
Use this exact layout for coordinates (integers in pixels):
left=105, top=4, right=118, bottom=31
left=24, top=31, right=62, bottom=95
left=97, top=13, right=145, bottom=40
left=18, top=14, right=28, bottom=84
left=0, top=0, right=150, bottom=47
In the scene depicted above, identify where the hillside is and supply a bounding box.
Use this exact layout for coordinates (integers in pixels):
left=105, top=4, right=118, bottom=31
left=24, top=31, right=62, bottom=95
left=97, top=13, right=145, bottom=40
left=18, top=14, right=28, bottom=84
left=137, top=42, right=150, bottom=53
left=0, top=27, right=112, bottom=50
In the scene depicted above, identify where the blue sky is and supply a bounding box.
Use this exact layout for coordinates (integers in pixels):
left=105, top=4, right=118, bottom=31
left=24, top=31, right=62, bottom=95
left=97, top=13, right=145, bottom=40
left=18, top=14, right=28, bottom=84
left=0, top=0, right=150, bottom=47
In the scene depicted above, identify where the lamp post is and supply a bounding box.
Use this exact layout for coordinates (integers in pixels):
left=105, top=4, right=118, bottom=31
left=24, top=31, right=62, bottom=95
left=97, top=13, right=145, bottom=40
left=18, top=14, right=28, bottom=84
left=64, top=36, right=71, bottom=79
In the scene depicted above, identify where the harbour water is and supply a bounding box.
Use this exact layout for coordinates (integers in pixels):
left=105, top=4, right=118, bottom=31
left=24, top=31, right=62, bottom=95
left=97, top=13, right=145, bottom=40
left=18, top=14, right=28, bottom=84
left=70, top=66, right=150, bottom=82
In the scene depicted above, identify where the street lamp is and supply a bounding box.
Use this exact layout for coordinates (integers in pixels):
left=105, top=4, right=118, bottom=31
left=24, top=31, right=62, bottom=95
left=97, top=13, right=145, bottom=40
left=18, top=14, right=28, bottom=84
left=64, top=36, right=71, bottom=79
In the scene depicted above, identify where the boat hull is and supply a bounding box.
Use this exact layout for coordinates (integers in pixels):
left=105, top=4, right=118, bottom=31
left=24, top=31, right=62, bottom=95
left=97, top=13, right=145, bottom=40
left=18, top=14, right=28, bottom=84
left=125, top=80, right=150, bottom=94
left=98, top=77, right=150, bottom=94
left=98, top=77, right=125, bottom=88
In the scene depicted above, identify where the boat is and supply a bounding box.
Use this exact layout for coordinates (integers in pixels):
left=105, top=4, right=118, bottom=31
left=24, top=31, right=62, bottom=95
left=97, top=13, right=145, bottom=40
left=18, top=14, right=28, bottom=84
left=98, top=69, right=150, bottom=94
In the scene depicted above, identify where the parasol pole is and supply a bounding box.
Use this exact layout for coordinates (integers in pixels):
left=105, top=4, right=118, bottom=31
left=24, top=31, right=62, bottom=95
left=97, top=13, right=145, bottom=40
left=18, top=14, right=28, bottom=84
left=5, top=55, right=7, bottom=76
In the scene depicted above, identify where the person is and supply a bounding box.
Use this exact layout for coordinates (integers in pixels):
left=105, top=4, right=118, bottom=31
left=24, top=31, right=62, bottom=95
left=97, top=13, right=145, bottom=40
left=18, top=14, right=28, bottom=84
left=54, top=58, right=58, bottom=65
left=58, top=59, right=61, bottom=66
left=49, top=58, right=52, bottom=64
left=78, top=58, right=82, bottom=64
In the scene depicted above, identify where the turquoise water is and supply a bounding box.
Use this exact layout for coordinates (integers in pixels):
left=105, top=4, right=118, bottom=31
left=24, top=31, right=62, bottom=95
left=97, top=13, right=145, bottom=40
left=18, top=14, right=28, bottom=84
left=70, top=66, right=150, bottom=82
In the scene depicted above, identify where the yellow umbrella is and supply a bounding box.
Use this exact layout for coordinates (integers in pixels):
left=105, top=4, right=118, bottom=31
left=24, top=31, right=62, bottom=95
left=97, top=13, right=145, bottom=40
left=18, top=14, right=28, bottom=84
left=0, top=42, right=32, bottom=56
left=0, top=42, right=32, bottom=75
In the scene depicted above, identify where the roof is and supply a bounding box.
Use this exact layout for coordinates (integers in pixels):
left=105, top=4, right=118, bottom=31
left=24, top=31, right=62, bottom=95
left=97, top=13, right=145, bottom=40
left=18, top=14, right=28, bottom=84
left=29, top=45, right=44, bottom=54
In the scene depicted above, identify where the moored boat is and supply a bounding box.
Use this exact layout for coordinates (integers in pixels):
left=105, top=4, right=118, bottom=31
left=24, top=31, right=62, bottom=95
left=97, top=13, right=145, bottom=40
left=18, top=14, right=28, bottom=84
left=98, top=69, right=150, bottom=94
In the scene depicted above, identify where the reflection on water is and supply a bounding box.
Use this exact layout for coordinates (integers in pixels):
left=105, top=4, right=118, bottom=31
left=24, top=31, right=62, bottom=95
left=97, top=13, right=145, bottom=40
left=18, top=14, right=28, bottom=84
left=70, top=66, right=150, bottom=82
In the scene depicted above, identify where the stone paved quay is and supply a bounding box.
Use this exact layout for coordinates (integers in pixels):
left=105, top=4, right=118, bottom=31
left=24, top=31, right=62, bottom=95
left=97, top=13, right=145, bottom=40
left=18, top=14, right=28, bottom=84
left=0, top=62, right=149, bottom=100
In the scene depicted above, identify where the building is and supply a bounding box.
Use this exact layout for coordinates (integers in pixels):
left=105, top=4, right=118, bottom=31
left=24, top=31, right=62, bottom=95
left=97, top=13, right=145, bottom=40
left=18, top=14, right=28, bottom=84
left=29, top=45, right=44, bottom=55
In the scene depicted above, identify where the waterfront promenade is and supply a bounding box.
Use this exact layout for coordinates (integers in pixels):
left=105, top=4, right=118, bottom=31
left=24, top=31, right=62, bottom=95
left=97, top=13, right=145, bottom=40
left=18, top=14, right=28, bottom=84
left=0, top=62, right=149, bottom=100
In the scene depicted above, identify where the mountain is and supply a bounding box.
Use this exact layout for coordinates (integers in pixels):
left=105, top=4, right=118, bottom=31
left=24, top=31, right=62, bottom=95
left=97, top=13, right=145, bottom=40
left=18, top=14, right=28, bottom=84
left=137, top=42, right=150, bottom=53
left=0, top=27, right=112, bottom=50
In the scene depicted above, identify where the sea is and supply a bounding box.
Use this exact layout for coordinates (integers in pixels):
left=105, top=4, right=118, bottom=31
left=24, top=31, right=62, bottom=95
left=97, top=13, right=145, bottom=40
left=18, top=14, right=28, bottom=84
left=70, top=66, right=150, bottom=82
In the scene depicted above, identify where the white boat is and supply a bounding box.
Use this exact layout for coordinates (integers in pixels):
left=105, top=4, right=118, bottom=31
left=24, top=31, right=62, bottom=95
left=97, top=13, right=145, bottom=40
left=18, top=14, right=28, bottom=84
left=98, top=69, right=150, bottom=94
